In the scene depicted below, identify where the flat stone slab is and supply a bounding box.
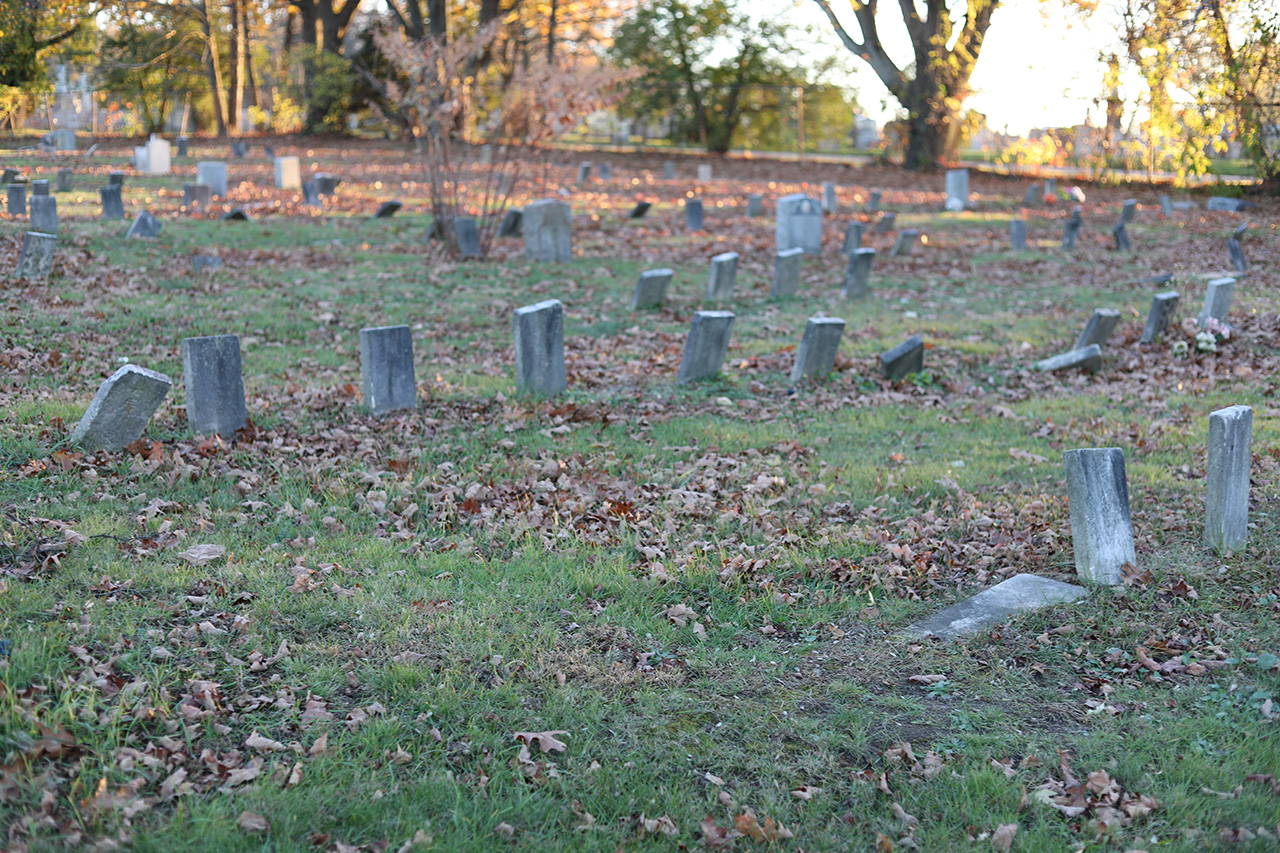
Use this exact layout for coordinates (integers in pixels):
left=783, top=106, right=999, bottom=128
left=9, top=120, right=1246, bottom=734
left=903, top=574, right=1088, bottom=640
left=1036, top=344, right=1102, bottom=373
left=193, top=255, right=223, bottom=271
left=71, top=364, right=173, bottom=451
left=221, top=208, right=252, bottom=221
left=373, top=200, right=402, bottom=219
left=628, top=201, right=651, bottom=219
left=1206, top=196, right=1249, bottom=212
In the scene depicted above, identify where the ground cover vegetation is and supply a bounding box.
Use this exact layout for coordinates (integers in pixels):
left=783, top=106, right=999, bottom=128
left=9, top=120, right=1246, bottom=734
left=1, top=141, right=1279, bottom=851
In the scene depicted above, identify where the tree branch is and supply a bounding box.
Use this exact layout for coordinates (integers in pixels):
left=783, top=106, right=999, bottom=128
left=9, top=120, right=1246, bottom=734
left=35, top=23, right=82, bottom=51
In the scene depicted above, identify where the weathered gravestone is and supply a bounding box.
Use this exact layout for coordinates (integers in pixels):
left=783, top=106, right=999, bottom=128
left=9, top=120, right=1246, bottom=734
left=1206, top=196, right=1247, bottom=212
left=1010, top=219, right=1027, bottom=251
left=1159, top=194, right=1174, bottom=217
left=144, top=136, right=171, bottom=175
left=628, top=201, right=651, bottom=219
left=70, top=365, right=172, bottom=452
left=1227, top=223, right=1247, bottom=272
left=790, top=317, right=845, bottom=382
left=822, top=181, right=837, bottom=212
left=100, top=186, right=125, bottom=220
left=576, top=162, right=591, bottom=183
left=373, top=200, right=402, bottom=219
left=181, top=334, right=247, bottom=436
left=889, top=229, right=920, bottom=259
left=1199, top=277, right=1235, bottom=326
left=30, top=180, right=49, bottom=196
left=746, top=194, right=763, bottom=217
left=302, top=180, right=323, bottom=208
left=196, top=162, right=228, bottom=197
left=866, top=190, right=881, bottom=213
left=29, top=196, right=56, bottom=234
left=193, top=255, right=223, bottom=271
left=1074, top=308, right=1121, bottom=350
left=1205, top=405, right=1252, bottom=554
left=1035, top=344, right=1102, bottom=373
left=842, top=222, right=864, bottom=254
left=663, top=162, right=675, bottom=180
left=1140, top=292, right=1179, bottom=344
left=126, top=211, right=162, bottom=239
left=232, top=141, right=249, bottom=158
left=598, top=163, right=612, bottom=181
left=697, top=164, right=712, bottom=182
left=706, top=252, right=739, bottom=301
left=843, top=248, right=875, bottom=299
left=1064, top=447, right=1135, bottom=585
left=676, top=311, right=735, bottom=384
left=7, top=183, right=26, bottom=216
left=880, top=335, right=924, bottom=381
left=1120, top=199, right=1138, bottom=224
left=513, top=299, right=566, bottom=396
left=221, top=208, right=252, bottom=221
left=775, top=194, right=822, bottom=253
left=132, top=145, right=147, bottom=172
left=108, top=171, right=125, bottom=187
left=274, top=156, right=301, bottom=190
left=1062, top=208, right=1082, bottom=249
left=315, top=174, right=339, bottom=196
left=876, top=212, right=896, bottom=233
left=684, top=199, right=704, bottom=231
left=359, top=325, right=417, bottom=415
left=1022, top=185, right=1039, bottom=206
left=1112, top=222, right=1130, bottom=252
left=1, top=168, right=17, bottom=184
left=903, top=574, right=1087, bottom=640
left=771, top=248, right=803, bottom=299
left=1044, top=178, right=1056, bottom=198
left=944, top=168, right=969, bottom=211
left=454, top=217, right=481, bottom=258
left=523, top=199, right=572, bottom=261
left=14, top=232, right=56, bottom=279
left=631, top=269, right=673, bottom=310
left=53, top=129, right=75, bottom=151
left=498, top=210, right=523, bottom=237
left=177, top=137, right=189, bottom=158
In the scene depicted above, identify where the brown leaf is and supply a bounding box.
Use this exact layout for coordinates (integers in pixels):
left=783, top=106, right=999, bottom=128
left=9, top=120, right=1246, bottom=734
left=638, top=814, right=679, bottom=837
left=890, top=802, right=918, bottom=830
left=701, top=816, right=741, bottom=848
left=512, top=730, right=568, bottom=753
left=991, top=823, right=1017, bottom=852
left=179, top=543, right=227, bottom=565
left=494, top=822, right=515, bottom=837
left=877, top=833, right=895, bottom=853
left=238, top=811, right=269, bottom=833
left=733, top=809, right=793, bottom=842
left=908, top=674, right=947, bottom=684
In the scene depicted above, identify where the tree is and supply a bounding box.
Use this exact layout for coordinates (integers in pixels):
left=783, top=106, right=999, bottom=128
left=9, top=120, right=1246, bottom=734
left=0, top=0, right=90, bottom=88
left=809, top=0, right=999, bottom=170
left=98, top=7, right=206, bottom=134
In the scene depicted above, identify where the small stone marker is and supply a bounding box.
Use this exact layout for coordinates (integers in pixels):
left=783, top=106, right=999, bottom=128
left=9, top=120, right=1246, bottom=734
left=790, top=317, right=845, bottom=382
left=880, top=335, right=924, bottom=381
left=302, top=180, right=322, bottom=208
left=822, top=181, right=837, bottom=212
left=663, top=161, right=675, bottom=180
left=315, top=174, right=338, bottom=195
left=100, top=186, right=125, bottom=220
left=1139, top=292, right=1179, bottom=344
left=843, top=247, right=875, bottom=299
left=1227, top=224, right=1247, bottom=272
left=598, top=163, right=611, bottom=181
left=1074, top=308, right=1121, bottom=350
left=53, top=129, right=75, bottom=151
left=184, top=183, right=212, bottom=211
left=29, top=196, right=56, bottom=233
left=771, top=247, right=803, bottom=299
left=631, top=268, right=673, bottom=310
left=1010, top=219, right=1027, bottom=251
left=1199, top=277, right=1235, bottom=326
left=181, top=334, right=247, bottom=436
left=30, top=180, right=49, bottom=196
left=1044, top=178, right=1056, bottom=198
left=746, top=194, right=763, bottom=217
left=498, top=209, right=523, bottom=237
left=144, top=136, right=171, bottom=175
left=775, top=193, right=822, bottom=253
left=628, top=201, right=651, bottom=219
left=264, top=146, right=275, bottom=159
left=1022, top=185, right=1039, bottom=205
left=14, top=232, right=56, bottom=279
left=842, top=221, right=865, bottom=254
left=867, top=190, right=882, bottom=213
left=1064, top=447, right=1135, bottom=585
left=1062, top=208, right=1082, bottom=249
left=1112, top=222, right=1130, bottom=252
left=196, top=162, right=228, bottom=197
left=904, top=573, right=1088, bottom=640
left=359, top=325, right=416, bottom=415
left=126, top=211, right=162, bottom=239
left=1119, top=199, right=1137, bottom=224
left=676, top=311, right=735, bottom=384
left=513, top=299, right=566, bottom=396
left=944, top=168, right=969, bottom=211
left=1205, top=405, right=1252, bottom=554
left=684, top=198, right=704, bottom=230
left=70, top=364, right=172, bottom=452
left=56, top=169, right=72, bottom=192
left=1206, top=196, right=1246, bottom=212
left=232, top=141, right=249, bottom=158
left=697, top=164, right=712, bottom=182
left=1159, top=194, right=1173, bottom=217
left=889, top=229, right=920, bottom=259
left=1, top=168, right=17, bottom=184
left=523, top=199, right=572, bottom=261
left=193, top=255, right=223, bottom=271
left=1035, top=344, right=1102, bottom=373
left=177, top=137, right=189, bottom=157
left=876, top=211, right=896, bottom=233
left=133, top=144, right=147, bottom=172
left=221, top=208, right=252, bottom=221
left=706, top=252, right=739, bottom=301
left=373, top=200, right=402, bottom=219
left=453, top=217, right=481, bottom=258
left=274, top=156, right=301, bottom=190
left=109, top=171, right=125, bottom=187
left=7, top=183, right=26, bottom=216
left=576, top=162, right=591, bottom=183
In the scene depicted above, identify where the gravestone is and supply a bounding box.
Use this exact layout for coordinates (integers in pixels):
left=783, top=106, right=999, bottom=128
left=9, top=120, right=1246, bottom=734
left=181, top=334, right=247, bottom=436
left=523, top=199, right=572, bottom=261
left=144, top=136, right=171, bottom=175
left=108, top=172, right=125, bottom=187
left=232, top=141, right=248, bottom=158
left=880, top=335, right=924, bottom=381
left=628, top=201, right=651, bottom=219
left=775, top=194, right=822, bottom=253
left=1227, top=237, right=1246, bottom=272
left=53, top=129, right=75, bottom=151
left=684, top=198, right=704, bottom=230
left=1074, top=308, right=1121, bottom=350
left=822, top=181, right=837, bottom=212
left=771, top=248, right=804, bottom=299
left=576, top=162, right=591, bottom=183
left=1022, top=185, right=1039, bottom=205
left=746, top=194, right=763, bottom=217
left=56, top=169, right=72, bottom=192
left=30, top=180, right=49, bottom=196
left=1010, top=219, right=1027, bottom=251
left=1119, top=199, right=1138, bottom=224
left=1199, top=277, right=1235, bottom=326
left=7, top=183, right=26, bottom=216
left=1206, top=196, right=1246, bottom=212
left=193, top=255, right=223, bottom=271
left=302, top=180, right=322, bottom=208
left=1139, top=292, right=1179, bottom=344
left=264, top=146, right=275, bottom=159
left=876, top=212, right=896, bottom=233
left=631, top=268, right=673, bottom=310
left=498, top=209, right=523, bottom=237
left=889, top=229, right=920, bottom=259
left=1205, top=405, right=1252, bottom=554
left=100, top=186, right=125, bottom=219
left=598, top=163, right=612, bottom=181
left=14, top=232, right=56, bottom=279
left=1044, top=178, right=1056, bottom=198
left=221, top=208, right=251, bottom=221
left=126, top=211, right=162, bottom=239
left=842, top=221, right=865, bottom=254
left=1, top=168, right=17, bottom=184
left=274, top=156, right=301, bottom=190
left=1035, top=344, right=1102, bottom=373
left=790, top=317, right=845, bottom=382
left=843, top=248, right=875, bottom=299
left=697, top=164, right=712, bottom=182
left=706, top=252, right=739, bottom=301
left=1112, top=222, right=1130, bottom=252
left=866, top=190, right=881, bottom=213
left=663, top=162, right=675, bottom=180
left=1159, top=194, right=1173, bottom=217
left=944, top=168, right=969, bottom=211
left=373, top=200, right=402, bottom=219
left=903, top=574, right=1087, bottom=640
left=676, top=311, right=735, bottom=384
left=196, top=162, right=227, bottom=197
left=315, top=174, right=338, bottom=196
left=1062, top=208, right=1082, bottom=249
left=360, top=325, right=417, bottom=415
left=29, top=196, right=56, bottom=234
left=1064, top=447, right=1135, bottom=585
left=177, top=137, right=189, bottom=158
left=454, top=217, right=481, bottom=258
left=184, top=183, right=212, bottom=210
left=513, top=299, right=566, bottom=396
left=133, top=146, right=147, bottom=171
left=70, top=365, right=172, bottom=452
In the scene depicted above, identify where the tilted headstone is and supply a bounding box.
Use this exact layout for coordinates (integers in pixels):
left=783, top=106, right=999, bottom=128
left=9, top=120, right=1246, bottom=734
left=1064, top=447, right=1135, bottom=585
left=30, top=180, right=49, bottom=196
left=1139, top=292, right=1179, bottom=344
left=193, top=255, right=223, bottom=271
left=1159, top=194, right=1173, bottom=217
left=71, top=365, right=172, bottom=452
left=1062, top=208, right=1082, bottom=250
left=676, top=311, right=735, bottom=384
left=232, top=141, right=249, bottom=158
left=1010, top=219, right=1027, bottom=251
left=100, top=186, right=125, bottom=220
left=790, top=317, right=845, bottom=382
left=1112, top=222, right=1130, bottom=252
left=1206, top=196, right=1246, bottom=212
left=843, top=247, right=875, bottom=299
left=144, top=136, right=171, bottom=175
left=771, top=247, right=804, bottom=299
left=631, top=268, right=673, bottom=310
left=1199, top=277, right=1235, bottom=326
left=1205, top=405, right=1252, bottom=554
left=29, top=196, right=56, bottom=234
left=866, top=190, right=882, bottom=213
left=1022, top=185, right=1039, bottom=205
left=177, top=137, right=189, bottom=158
left=196, top=162, right=228, bottom=197
left=944, top=168, right=969, bottom=211
left=523, top=199, right=572, bottom=261
left=513, top=299, right=566, bottom=396
left=7, top=183, right=26, bottom=216
left=1227, top=238, right=1246, bottom=272
left=903, top=574, right=1088, bottom=640
left=373, top=200, right=402, bottom=219
left=454, top=217, right=481, bottom=258
left=1074, top=308, right=1121, bottom=350
left=14, top=232, right=56, bottom=279
left=842, top=221, right=865, bottom=254
left=221, top=208, right=252, bottom=221
left=126, top=211, right=162, bottom=239
left=697, top=164, right=712, bottom=182
left=628, top=201, right=651, bottom=219
left=663, top=161, right=675, bottom=180
left=576, top=162, right=591, bottom=183
left=1035, top=344, right=1102, bottom=373
left=889, top=229, right=920, bottom=259
left=359, top=325, right=416, bottom=415
left=181, top=334, right=247, bottom=436
left=315, top=174, right=338, bottom=196
left=302, top=180, right=322, bottom=208
left=746, top=193, right=763, bottom=217
left=274, top=156, right=301, bottom=190
left=184, top=183, right=212, bottom=211
left=1119, top=199, right=1138, bottom=224
left=706, top=252, right=739, bottom=301
left=598, top=163, right=612, bottom=181
left=822, top=181, right=837, bottom=212
left=108, top=171, right=125, bottom=187
left=880, top=335, right=924, bottom=381
left=775, top=193, right=822, bottom=253
left=876, top=211, right=896, bottom=233
left=498, top=209, right=523, bottom=237
left=684, top=198, right=704, bottom=230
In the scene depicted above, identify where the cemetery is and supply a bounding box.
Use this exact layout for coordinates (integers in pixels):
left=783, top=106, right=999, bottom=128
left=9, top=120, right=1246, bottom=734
left=0, top=138, right=1277, bottom=850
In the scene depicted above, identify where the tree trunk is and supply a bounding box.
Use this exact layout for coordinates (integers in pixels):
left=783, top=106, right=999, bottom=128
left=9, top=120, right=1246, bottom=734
left=546, top=0, right=557, bottom=65
left=228, top=0, right=244, bottom=132
left=428, top=0, right=446, bottom=41
left=197, top=0, right=228, bottom=137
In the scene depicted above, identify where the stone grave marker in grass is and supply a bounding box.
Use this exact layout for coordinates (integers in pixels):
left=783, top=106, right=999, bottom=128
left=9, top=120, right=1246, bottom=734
left=56, top=169, right=72, bottom=192
left=843, top=248, right=875, bottom=299
left=1022, top=185, right=1039, bottom=205
left=1044, top=178, right=1056, bottom=198
left=876, top=211, right=896, bottom=233
left=196, top=162, right=227, bottom=197
left=944, top=168, right=968, bottom=211
left=184, top=184, right=212, bottom=211
left=315, top=174, right=338, bottom=195
left=193, top=255, right=223, bottom=271
left=53, top=128, right=75, bottom=151
left=776, top=194, right=822, bottom=253
left=274, top=156, right=301, bottom=190
left=577, top=162, right=591, bottom=183
left=747, top=194, right=763, bottom=217
left=880, top=335, right=924, bottom=381
left=232, top=141, right=248, bottom=157
left=145, top=136, right=171, bottom=175
left=706, top=252, right=739, bottom=301
left=771, top=248, right=803, bottom=299
left=676, top=311, right=735, bottom=384
left=15, top=232, right=56, bottom=280
left=842, top=221, right=864, bottom=254
left=100, top=186, right=125, bottom=220
left=697, top=164, right=712, bottom=182
left=360, top=326, right=417, bottom=415
left=1159, top=194, right=1173, bottom=217
left=181, top=334, right=247, bottom=437
left=71, top=365, right=172, bottom=452
left=7, top=183, right=26, bottom=215
left=1074, top=308, right=1121, bottom=350
left=177, top=137, right=188, bottom=157
left=822, top=181, right=837, bottom=212
left=1198, top=278, right=1235, bottom=326
left=1010, top=219, right=1027, bottom=251
left=372, top=200, right=402, bottom=219
left=867, top=190, right=881, bottom=213
left=1112, top=222, right=1130, bottom=252
left=221, top=208, right=252, bottom=222
left=1064, top=447, right=1135, bottom=586
left=1062, top=208, right=1082, bottom=250
left=1120, top=198, right=1138, bottom=224
left=523, top=200, right=572, bottom=261
left=663, top=162, right=674, bottom=180
left=790, top=317, right=845, bottom=382
left=631, top=269, right=673, bottom=310
left=29, top=196, right=56, bottom=234
left=108, top=171, right=125, bottom=186
left=903, top=574, right=1087, bottom=640
left=514, top=299, right=566, bottom=396
left=1035, top=344, right=1102, bottom=373
left=302, top=180, right=323, bottom=208
left=1, top=168, right=17, bottom=184
left=1140, top=292, right=1179, bottom=344
left=598, top=163, right=611, bottom=181
left=1206, top=196, right=1247, bottom=212
left=30, top=180, right=48, bottom=196
left=628, top=201, right=651, bottom=219
left=684, top=198, right=704, bottom=230
left=1227, top=223, right=1247, bottom=272
left=1205, top=405, right=1252, bottom=554
left=126, top=212, right=162, bottom=239
left=498, top=210, right=523, bottom=237
left=889, top=229, right=920, bottom=259
left=454, top=217, right=481, bottom=258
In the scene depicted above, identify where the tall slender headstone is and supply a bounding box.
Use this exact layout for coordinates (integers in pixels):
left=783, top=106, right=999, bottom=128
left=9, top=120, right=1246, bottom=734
left=1044, top=179, right=1056, bottom=199
left=70, top=365, right=173, bottom=452
left=1227, top=223, right=1247, bottom=272
left=685, top=199, right=704, bottom=230
left=746, top=194, right=763, bottom=217
left=1062, top=208, right=1082, bottom=250
left=775, top=194, right=822, bottom=253
left=301, top=180, right=322, bottom=208
left=880, top=335, right=924, bottom=381
left=822, top=181, right=837, bottom=212
left=1010, top=219, right=1027, bottom=251
left=676, top=311, right=735, bottom=384
left=56, top=169, right=72, bottom=192
left=1064, top=447, right=1135, bottom=585
left=771, top=248, right=803, bottom=299
left=866, top=191, right=882, bottom=213
left=1199, top=278, right=1235, bottom=326
left=1205, top=405, right=1252, bottom=554
left=1140, top=292, right=1179, bottom=344
left=1159, top=194, right=1174, bottom=218
left=14, top=232, right=56, bottom=279
left=144, top=136, right=171, bottom=175
left=1112, top=222, right=1130, bottom=252
left=598, top=163, right=611, bottom=181
left=513, top=299, right=566, bottom=396
left=706, top=252, right=739, bottom=301
left=843, top=248, right=875, bottom=299
left=523, top=199, right=572, bottom=262
left=181, top=335, right=247, bottom=436
left=697, top=164, right=712, bottom=182
left=576, top=162, right=591, bottom=183
left=842, top=221, right=865, bottom=254
left=196, top=162, right=228, bottom=197
left=177, top=137, right=189, bottom=158
left=359, top=325, right=416, bottom=415
left=631, top=269, right=673, bottom=310
left=7, top=182, right=26, bottom=216
left=1074, top=308, right=1121, bottom=350
left=1119, top=199, right=1138, bottom=224
left=663, top=161, right=675, bottom=180
left=498, top=210, right=523, bottom=237
left=274, top=156, right=301, bottom=190
left=1022, top=185, right=1039, bottom=205
left=100, top=186, right=125, bottom=220
left=790, top=317, right=845, bottom=382
left=29, top=196, right=56, bottom=234
left=944, top=168, right=969, bottom=211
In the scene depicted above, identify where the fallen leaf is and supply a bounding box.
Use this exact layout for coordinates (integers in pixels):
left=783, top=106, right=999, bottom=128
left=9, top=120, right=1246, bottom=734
left=238, top=811, right=269, bottom=833
left=179, top=543, right=226, bottom=565
left=991, top=823, right=1017, bottom=851
left=512, top=731, right=568, bottom=753
left=891, top=802, right=918, bottom=831
left=494, top=822, right=515, bottom=837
